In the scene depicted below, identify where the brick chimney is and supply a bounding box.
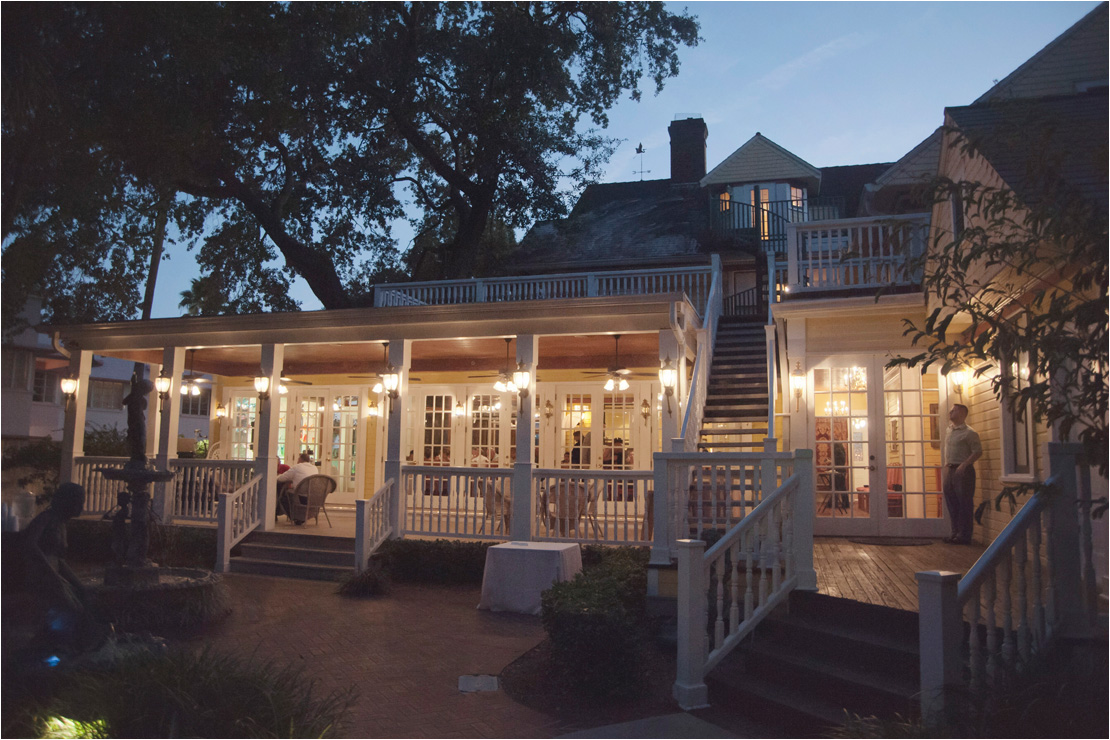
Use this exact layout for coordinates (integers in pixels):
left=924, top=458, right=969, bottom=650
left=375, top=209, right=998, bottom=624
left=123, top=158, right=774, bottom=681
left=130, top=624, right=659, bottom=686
left=669, top=117, right=708, bottom=183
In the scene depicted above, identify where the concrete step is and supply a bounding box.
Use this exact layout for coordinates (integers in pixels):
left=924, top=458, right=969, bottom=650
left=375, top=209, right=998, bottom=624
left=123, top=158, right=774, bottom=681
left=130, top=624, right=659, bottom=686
left=237, top=542, right=353, bottom=567
left=243, top=530, right=356, bottom=552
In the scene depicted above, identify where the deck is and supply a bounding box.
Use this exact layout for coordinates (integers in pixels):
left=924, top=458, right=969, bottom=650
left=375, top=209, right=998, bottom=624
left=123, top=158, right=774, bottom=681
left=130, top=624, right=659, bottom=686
left=814, top=536, right=986, bottom=612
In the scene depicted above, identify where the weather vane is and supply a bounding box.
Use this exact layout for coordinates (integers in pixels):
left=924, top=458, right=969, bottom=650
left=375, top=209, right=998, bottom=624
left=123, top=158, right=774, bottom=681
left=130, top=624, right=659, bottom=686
left=633, top=143, right=651, bottom=181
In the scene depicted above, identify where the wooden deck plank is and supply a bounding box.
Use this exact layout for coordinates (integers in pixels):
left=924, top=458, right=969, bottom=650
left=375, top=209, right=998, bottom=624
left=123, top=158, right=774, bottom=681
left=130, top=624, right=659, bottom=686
left=813, top=538, right=986, bottom=612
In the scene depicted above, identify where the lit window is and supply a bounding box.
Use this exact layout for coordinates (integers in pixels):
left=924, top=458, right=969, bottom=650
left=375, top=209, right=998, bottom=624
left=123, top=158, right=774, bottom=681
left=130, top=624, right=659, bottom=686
left=1001, top=352, right=1035, bottom=479
left=180, top=387, right=212, bottom=416
left=719, top=191, right=731, bottom=212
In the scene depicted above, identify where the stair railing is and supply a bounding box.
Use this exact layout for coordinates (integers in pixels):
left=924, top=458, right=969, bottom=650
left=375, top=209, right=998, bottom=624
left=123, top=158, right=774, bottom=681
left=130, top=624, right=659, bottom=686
left=673, top=449, right=816, bottom=709
left=917, top=442, right=1098, bottom=727
left=215, top=474, right=263, bottom=572
left=355, top=478, right=395, bottom=572
left=678, top=255, right=722, bottom=454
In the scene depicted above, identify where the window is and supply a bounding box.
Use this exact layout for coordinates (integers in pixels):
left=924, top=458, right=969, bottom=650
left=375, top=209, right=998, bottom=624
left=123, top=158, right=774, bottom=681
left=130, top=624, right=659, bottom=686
left=2, top=349, right=31, bottom=390
left=718, top=191, right=731, bottom=212
left=1001, top=352, right=1035, bottom=479
left=180, top=387, right=211, bottom=416
left=32, top=370, right=57, bottom=403
left=87, top=379, right=125, bottom=410
left=949, top=189, right=965, bottom=240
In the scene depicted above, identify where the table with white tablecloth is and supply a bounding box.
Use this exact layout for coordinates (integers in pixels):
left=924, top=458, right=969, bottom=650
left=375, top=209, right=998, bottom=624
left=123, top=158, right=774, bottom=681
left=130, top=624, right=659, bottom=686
left=477, top=541, right=582, bottom=615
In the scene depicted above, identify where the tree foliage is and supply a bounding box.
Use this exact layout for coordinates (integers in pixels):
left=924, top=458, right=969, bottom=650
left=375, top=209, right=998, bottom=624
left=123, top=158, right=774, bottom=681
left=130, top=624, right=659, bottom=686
left=890, top=108, right=1108, bottom=482
left=2, top=2, right=698, bottom=324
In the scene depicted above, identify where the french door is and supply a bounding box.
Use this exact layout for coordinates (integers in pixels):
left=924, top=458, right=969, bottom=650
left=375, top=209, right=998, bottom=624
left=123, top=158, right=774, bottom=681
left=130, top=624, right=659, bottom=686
left=809, top=356, right=948, bottom=537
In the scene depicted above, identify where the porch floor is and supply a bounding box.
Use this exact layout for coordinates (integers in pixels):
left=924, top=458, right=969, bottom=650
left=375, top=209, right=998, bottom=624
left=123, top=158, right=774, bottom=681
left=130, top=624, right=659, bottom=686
left=813, top=536, right=986, bottom=612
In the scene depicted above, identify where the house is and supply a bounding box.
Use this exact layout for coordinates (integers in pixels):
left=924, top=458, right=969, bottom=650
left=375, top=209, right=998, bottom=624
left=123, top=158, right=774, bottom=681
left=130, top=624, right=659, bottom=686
left=23, top=1, right=1106, bottom=722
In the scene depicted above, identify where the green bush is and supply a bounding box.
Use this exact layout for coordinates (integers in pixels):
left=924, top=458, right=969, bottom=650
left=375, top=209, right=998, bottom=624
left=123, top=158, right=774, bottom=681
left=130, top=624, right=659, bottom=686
left=337, top=557, right=392, bottom=598
left=376, top=538, right=495, bottom=584
left=2, top=437, right=62, bottom=492
left=5, top=646, right=353, bottom=738
left=540, top=547, right=650, bottom=702
left=81, top=426, right=129, bottom=457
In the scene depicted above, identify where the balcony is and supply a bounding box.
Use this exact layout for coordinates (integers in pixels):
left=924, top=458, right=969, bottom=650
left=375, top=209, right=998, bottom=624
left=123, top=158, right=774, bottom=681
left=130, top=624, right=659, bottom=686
left=774, top=213, right=930, bottom=297
left=708, top=197, right=847, bottom=255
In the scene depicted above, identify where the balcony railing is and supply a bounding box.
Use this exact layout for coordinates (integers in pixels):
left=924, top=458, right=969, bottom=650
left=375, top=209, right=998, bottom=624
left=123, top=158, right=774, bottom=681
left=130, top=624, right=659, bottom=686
left=372, top=265, right=714, bottom=316
left=776, top=213, right=929, bottom=296
left=708, top=197, right=846, bottom=255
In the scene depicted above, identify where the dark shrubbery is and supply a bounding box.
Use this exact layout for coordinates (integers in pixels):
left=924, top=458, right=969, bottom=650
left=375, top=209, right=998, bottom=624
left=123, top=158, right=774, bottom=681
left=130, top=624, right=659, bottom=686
left=65, top=519, right=218, bottom=569
left=540, top=547, right=651, bottom=702
left=376, top=538, right=495, bottom=584
left=4, top=646, right=353, bottom=738
left=337, top=556, right=392, bottom=598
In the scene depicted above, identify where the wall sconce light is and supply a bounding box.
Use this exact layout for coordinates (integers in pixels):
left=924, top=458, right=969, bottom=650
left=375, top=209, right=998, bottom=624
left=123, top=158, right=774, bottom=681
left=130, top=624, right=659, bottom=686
left=215, top=402, right=227, bottom=419
left=154, top=371, right=172, bottom=410
left=372, top=380, right=384, bottom=394
left=453, top=401, right=466, bottom=417
left=640, top=399, right=651, bottom=424
left=544, top=399, right=554, bottom=421
left=659, top=356, right=677, bottom=413
left=790, top=361, right=805, bottom=412
left=368, top=403, right=380, bottom=418
left=60, top=376, right=79, bottom=408
left=253, top=375, right=271, bottom=401
left=949, top=367, right=968, bottom=397
left=278, top=384, right=289, bottom=395
left=512, top=363, right=531, bottom=398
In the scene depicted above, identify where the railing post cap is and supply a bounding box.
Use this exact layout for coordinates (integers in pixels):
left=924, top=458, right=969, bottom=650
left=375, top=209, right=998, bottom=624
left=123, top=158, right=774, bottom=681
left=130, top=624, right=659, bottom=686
left=915, top=570, right=961, bottom=583
left=676, top=538, right=707, bottom=551
left=793, top=448, right=814, bottom=460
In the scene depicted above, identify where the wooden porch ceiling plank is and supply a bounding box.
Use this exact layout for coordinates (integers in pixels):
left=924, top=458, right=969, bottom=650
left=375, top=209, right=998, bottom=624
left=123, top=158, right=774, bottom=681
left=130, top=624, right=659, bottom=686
left=47, top=295, right=690, bottom=353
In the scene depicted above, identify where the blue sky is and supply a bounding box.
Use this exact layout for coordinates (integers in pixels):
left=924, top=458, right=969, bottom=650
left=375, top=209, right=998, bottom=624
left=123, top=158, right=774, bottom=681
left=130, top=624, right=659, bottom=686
left=149, top=1, right=1098, bottom=317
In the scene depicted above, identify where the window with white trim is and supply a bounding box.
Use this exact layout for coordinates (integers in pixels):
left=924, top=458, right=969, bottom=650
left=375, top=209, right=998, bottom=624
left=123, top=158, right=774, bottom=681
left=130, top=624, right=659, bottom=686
left=32, top=370, right=57, bottom=403
left=180, top=387, right=211, bottom=416
left=87, top=379, right=125, bottom=410
left=1000, top=351, right=1035, bottom=479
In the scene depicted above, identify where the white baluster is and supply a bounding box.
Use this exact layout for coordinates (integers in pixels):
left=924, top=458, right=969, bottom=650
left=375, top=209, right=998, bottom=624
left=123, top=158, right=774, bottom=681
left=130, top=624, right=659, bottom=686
left=985, top=571, right=999, bottom=684
left=744, top=530, right=754, bottom=620
left=968, top=593, right=982, bottom=694
left=1016, top=530, right=1031, bottom=661
left=714, top=557, right=725, bottom=648
left=1031, top=516, right=1046, bottom=646
left=1001, top=553, right=1015, bottom=671
left=729, top=540, right=741, bottom=634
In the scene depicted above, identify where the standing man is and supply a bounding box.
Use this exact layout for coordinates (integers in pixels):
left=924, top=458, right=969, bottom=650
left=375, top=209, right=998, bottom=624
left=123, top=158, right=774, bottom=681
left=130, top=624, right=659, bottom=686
left=943, top=403, right=983, bottom=544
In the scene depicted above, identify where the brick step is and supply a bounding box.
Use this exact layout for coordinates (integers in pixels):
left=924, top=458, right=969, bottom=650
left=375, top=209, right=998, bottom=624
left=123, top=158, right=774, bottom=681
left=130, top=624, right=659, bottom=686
left=228, top=557, right=350, bottom=582
left=237, top=542, right=353, bottom=567
left=243, top=530, right=356, bottom=552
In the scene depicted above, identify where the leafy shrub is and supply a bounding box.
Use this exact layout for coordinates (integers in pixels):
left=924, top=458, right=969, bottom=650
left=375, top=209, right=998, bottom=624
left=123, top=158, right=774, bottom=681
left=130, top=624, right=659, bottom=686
left=6, top=646, right=353, bottom=738
left=337, top=557, right=392, bottom=598
left=540, top=547, right=650, bottom=702
left=2, top=437, right=62, bottom=492
left=376, top=538, right=494, bottom=584
left=65, top=519, right=218, bottom=569
left=81, top=426, right=129, bottom=457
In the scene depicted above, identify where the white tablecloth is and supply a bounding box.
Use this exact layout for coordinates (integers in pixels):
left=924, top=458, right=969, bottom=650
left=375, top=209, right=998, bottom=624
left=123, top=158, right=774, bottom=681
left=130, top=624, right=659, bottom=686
left=477, top=542, right=582, bottom=615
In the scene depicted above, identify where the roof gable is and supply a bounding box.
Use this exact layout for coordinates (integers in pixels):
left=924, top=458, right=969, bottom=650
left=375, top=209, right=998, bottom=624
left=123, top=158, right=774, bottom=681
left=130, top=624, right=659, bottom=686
left=700, top=133, right=821, bottom=188
left=975, top=2, right=1108, bottom=103
left=874, top=130, right=942, bottom=188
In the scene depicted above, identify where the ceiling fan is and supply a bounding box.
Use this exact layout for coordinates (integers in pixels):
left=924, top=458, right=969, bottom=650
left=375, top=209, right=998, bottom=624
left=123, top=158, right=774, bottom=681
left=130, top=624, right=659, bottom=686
left=178, top=349, right=211, bottom=396
left=467, top=338, right=519, bottom=392
left=583, top=335, right=655, bottom=390
left=348, top=342, right=422, bottom=386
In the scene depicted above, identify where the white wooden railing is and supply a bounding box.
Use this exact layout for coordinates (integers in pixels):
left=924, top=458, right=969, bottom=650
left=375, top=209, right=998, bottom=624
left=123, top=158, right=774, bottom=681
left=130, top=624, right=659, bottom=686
left=355, top=478, right=394, bottom=572
left=72, top=456, right=129, bottom=514
left=532, top=469, right=654, bottom=546
left=678, top=257, right=722, bottom=453
left=168, top=459, right=256, bottom=521
left=401, top=465, right=515, bottom=539
left=673, top=449, right=816, bottom=709
left=215, top=474, right=263, bottom=572
left=783, top=213, right=929, bottom=293
left=373, top=265, right=713, bottom=316
left=917, top=443, right=1098, bottom=726
left=651, top=445, right=799, bottom=565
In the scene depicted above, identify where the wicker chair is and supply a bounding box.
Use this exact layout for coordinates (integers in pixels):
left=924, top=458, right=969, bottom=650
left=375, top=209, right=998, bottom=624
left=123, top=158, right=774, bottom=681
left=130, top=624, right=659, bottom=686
left=288, top=474, right=337, bottom=527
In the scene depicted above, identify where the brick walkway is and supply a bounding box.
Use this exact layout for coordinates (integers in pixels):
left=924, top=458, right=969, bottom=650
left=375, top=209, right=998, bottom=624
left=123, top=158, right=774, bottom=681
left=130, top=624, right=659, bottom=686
left=202, top=574, right=568, bottom=739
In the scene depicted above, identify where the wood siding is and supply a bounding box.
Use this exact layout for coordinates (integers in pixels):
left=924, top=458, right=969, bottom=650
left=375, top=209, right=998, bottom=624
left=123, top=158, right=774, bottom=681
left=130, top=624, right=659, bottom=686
left=806, top=312, right=925, bottom=355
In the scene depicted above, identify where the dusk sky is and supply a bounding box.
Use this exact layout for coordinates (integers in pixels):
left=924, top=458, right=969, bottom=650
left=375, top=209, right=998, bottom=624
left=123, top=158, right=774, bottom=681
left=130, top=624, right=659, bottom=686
left=148, top=1, right=1099, bottom=317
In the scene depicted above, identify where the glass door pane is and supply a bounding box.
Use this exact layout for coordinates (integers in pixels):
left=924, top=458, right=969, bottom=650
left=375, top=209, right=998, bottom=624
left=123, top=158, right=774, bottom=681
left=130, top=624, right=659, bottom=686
left=330, top=394, right=360, bottom=495
left=883, top=367, right=944, bottom=522
left=813, top=364, right=870, bottom=520
left=296, top=393, right=328, bottom=463
left=229, top=395, right=257, bottom=460
left=560, top=393, right=592, bottom=468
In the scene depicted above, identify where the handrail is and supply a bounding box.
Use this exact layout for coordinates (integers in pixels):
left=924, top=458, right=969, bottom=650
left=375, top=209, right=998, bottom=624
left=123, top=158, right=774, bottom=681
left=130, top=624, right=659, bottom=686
left=678, top=257, right=721, bottom=451
left=355, top=478, right=395, bottom=572
left=703, top=471, right=800, bottom=562
left=215, top=473, right=263, bottom=572
left=956, top=481, right=1052, bottom=603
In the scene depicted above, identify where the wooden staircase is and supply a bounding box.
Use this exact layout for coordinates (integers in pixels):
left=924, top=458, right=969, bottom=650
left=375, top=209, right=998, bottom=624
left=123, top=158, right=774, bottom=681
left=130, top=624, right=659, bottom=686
left=228, top=530, right=355, bottom=581
left=697, top=591, right=920, bottom=736
left=698, top=316, right=771, bottom=453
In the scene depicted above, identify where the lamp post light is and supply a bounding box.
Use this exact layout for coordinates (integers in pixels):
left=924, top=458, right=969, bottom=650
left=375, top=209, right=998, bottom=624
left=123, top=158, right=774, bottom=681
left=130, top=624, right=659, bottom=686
left=59, top=376, right=79, bottom=409
left=659, top=356, right=677, bottom=413
left=154, top=372, right=172, bottom=411
left=253, top=375, right=271, bottom=401
left=512, top=363, right=531, bottom=399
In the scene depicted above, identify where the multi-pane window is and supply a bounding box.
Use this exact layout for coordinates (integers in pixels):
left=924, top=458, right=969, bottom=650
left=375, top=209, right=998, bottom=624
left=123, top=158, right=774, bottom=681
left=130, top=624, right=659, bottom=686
left=229, top=395, right=258, bottom=460
left=32, top=370, right=57, bottom=403
left=423, top=394, right=454, bottom=465
left=602, top=393, right=635, bottom=469
left=469, top=394, right=502, bottom=465
left=330, top=395, right=360, bottom=489
left=2, top=349, right=32, bottom=390
left=87, top=379, right=126, bottom=410
left=718, top=191, right=731, bottom=212
left=561, top=394, right=592, bottom=468
left=1001, top=352, right=1035, bottom=478
left=883, top=367, right=943, bottom=519
left=180, top=387, right=211, bottom=416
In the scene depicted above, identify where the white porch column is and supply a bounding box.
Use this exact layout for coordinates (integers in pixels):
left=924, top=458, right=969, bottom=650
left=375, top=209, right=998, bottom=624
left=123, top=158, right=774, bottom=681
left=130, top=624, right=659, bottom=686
left=154, top=347, right=185, bottom=521
left=510, top=334, right=538, bottom=541
left=256, top=344, right=284, bottom=531
left=659, top=329, right=682, bottom=444
left=384, top=339, right=412, bottom=539
left=59, top=350, right=92, bottom=484
left=145, top=363, right=161, bottom=458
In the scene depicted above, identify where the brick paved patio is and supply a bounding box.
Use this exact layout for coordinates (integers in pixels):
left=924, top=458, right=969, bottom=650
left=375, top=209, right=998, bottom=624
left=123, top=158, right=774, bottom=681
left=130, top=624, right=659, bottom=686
left=202, top=574, right=568, bottom=739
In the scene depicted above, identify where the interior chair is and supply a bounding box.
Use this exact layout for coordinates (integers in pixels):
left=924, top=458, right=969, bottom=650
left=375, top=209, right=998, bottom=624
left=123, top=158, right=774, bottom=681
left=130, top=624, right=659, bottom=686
left=289, top=474, right=337, bottom=527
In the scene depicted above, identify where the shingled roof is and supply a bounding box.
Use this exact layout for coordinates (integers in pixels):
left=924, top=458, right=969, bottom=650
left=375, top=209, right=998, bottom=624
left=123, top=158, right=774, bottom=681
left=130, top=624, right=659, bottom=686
left=946, top=89, right=1108, bottom=213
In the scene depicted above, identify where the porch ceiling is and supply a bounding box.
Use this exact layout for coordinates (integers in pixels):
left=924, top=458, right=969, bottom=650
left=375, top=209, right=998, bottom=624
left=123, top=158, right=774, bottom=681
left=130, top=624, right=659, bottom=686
left=87, top=332, right=665, bottom=379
